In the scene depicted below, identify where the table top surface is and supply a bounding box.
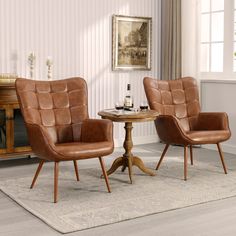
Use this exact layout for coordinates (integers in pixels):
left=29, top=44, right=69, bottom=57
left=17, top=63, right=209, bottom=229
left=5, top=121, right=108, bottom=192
left=98, top=109, right=159, bottom=122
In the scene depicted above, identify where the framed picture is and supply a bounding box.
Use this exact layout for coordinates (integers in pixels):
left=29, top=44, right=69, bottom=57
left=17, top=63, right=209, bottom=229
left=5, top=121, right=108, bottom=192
left=112, top=15, right=152, bottom=71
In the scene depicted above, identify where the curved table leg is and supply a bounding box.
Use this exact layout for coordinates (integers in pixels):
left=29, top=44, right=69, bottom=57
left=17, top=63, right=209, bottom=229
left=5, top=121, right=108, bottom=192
left=128, top=157, right=133, bottom=184
left=133, top=156, right=155, bottom=176
left=121, top=165, right=127, bottom=172
left=106, top=157, right=124, bottom=176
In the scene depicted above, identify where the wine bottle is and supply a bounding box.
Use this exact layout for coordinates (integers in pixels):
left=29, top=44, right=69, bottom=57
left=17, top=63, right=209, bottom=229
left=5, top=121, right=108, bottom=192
left=124, top=84, right=133, bottom=110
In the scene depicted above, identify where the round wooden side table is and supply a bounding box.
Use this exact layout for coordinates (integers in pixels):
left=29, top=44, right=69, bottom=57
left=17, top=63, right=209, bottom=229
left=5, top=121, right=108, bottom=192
left=98, top=109, right=159, bottom=183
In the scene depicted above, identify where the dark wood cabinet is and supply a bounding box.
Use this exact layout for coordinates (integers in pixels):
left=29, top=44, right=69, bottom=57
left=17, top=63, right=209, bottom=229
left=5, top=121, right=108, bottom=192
left=0, top=82, right=32, bottom=158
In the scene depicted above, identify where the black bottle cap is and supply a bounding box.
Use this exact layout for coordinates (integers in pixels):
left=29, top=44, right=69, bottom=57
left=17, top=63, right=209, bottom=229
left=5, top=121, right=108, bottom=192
left=127, top=84, right=131, bottom=90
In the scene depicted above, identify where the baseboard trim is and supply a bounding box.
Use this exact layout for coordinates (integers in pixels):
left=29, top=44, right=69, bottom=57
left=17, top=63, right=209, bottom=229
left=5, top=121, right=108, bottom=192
left=203, top=143, right=236, bottom=155
left=114, top=135, right=159, bottom=147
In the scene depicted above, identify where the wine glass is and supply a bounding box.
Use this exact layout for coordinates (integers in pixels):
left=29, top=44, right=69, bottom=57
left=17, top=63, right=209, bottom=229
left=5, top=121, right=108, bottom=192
left=115, top=101, right=124, bottom=112
left=140, top=101, right=148, bottom=111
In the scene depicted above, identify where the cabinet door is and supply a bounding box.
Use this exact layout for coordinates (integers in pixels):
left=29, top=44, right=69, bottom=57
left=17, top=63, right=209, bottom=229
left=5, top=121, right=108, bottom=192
left=0, top=107, right=30, bottom=155
left=0, top=109, right=6, bottom=149
left=14, top=108, right=29, bottom=148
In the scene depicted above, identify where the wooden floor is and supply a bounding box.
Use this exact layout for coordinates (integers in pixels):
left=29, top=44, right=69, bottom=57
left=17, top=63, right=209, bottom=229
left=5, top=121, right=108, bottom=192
left=1, top=143, right=236, bottom=236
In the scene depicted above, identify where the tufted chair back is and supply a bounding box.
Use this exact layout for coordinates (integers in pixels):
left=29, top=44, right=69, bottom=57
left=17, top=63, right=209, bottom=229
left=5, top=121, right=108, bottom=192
left=143, top=77, right=200, bottom=131
left=16, top=77, right=88, bottom=144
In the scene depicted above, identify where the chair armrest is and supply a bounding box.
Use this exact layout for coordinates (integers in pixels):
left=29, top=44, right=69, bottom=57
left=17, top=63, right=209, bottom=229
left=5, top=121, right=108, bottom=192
left=192, top=112, right=230, bottom=131
left=155, top=115, right=192, bottom=145
left=81, top=119, right=113, bottom=142
left=26, top=123, right=57, bottom=160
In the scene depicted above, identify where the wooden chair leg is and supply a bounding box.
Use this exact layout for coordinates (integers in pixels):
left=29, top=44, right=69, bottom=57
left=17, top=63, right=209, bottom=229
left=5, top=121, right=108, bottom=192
left=99, top=157, right=111, bottom=193
left=73, top=160, right=80, bottom=181
left=217, top=143, right=227, bottom=174
left=184, top=146, right=188, bottom=181
left=30, top=160, right=45, bottom=189
left=156, top=144, right=169, bottom=170
left=54, top=162, right=59, bottom=203
left=190, top=145, right=193, bottom=165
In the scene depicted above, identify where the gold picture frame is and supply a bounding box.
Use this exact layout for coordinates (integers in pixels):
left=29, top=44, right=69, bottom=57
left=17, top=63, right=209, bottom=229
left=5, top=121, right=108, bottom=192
left=112, top=15, right=152, bottom=71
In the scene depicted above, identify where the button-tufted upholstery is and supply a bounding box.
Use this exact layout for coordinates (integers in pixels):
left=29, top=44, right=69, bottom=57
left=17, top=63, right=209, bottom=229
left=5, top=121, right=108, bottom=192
left=16, top=77, right=114, bottom=203
left=144, top=77, right=200, bottom=132
left=143, top=77, right=231, bottom=180
left=17, top=78, right=88, bottom=144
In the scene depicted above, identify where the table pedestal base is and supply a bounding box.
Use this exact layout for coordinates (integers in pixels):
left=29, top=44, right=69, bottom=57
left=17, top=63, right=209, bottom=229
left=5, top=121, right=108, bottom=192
left=106, top=155, right=155, bottom=184
left=101, top=121, right=156, bottom=183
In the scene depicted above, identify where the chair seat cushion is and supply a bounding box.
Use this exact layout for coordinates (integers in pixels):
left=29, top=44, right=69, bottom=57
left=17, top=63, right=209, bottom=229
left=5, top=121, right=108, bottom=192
left=53, top=141, right=113, bottom=160
left=186, top=130, right=230, bottom=144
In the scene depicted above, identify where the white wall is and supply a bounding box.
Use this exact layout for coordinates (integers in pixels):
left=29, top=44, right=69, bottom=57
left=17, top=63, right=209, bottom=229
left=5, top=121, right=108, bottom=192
left=181, top=0, right=200, bottom=78
left=201, top=80, right=236, bottom=154
left=0, top=0, right=161, bottom=146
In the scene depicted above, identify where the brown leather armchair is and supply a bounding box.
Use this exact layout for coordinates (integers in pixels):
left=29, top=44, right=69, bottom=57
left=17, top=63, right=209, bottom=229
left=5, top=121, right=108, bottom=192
left=143, top=77, right=231, bottom=180
left=15, top=77, right=114, bottom=202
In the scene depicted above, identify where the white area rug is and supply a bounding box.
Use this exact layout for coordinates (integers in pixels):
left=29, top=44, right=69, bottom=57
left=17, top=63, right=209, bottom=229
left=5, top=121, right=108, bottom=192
left=1, top=156, right=236, bottom=234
